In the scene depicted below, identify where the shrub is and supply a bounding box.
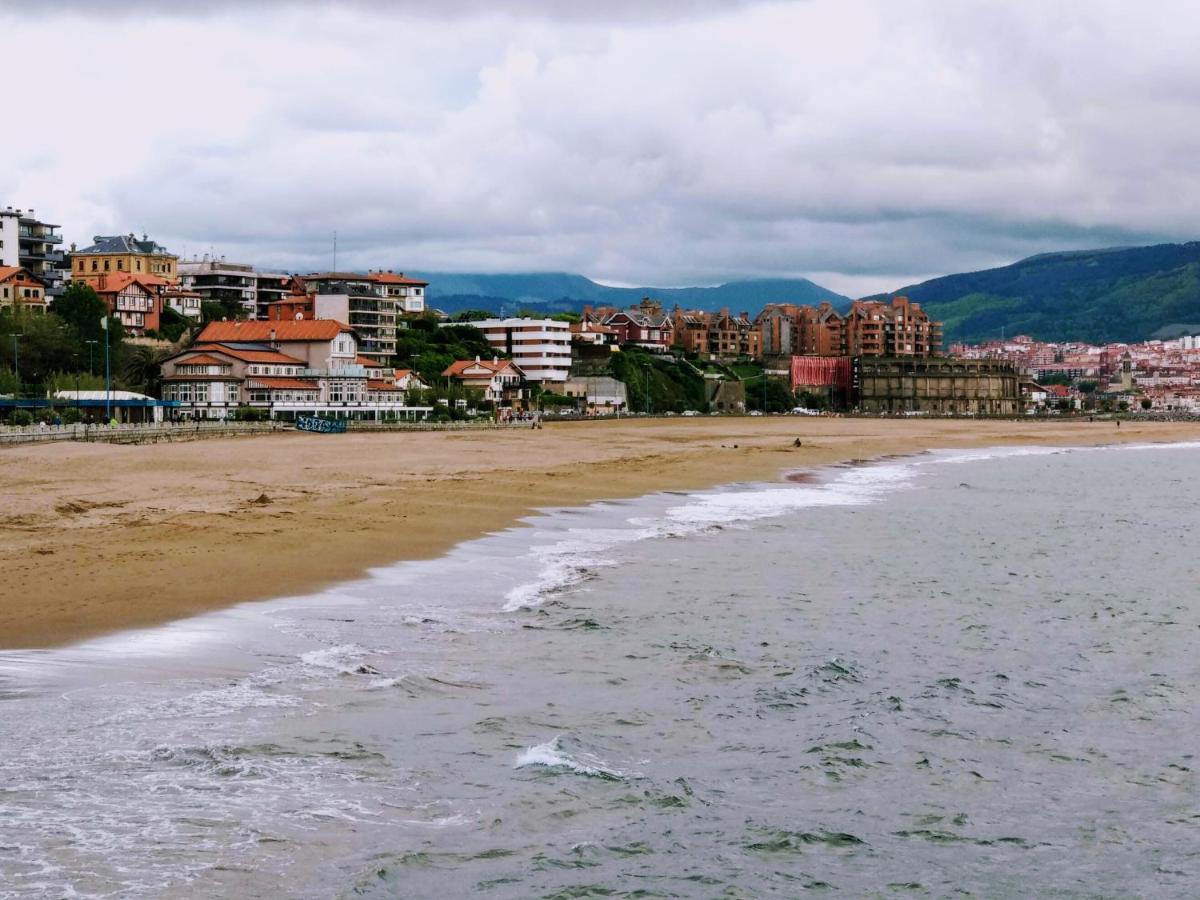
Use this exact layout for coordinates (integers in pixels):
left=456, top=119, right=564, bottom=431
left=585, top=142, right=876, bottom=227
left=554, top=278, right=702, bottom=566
left=10, top=409, right=33, bottom=426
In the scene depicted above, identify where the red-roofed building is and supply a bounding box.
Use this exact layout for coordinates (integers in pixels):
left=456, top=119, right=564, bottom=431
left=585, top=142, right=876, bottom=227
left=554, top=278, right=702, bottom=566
left=367, top=270, right=428, bottom=314
left=160, top=335, right=433, bottom=421
left=0, top=266, right=48, bottom=313
left=443, top=356, right=525, bottom=403
left=93, top=271, right=165, bottom=334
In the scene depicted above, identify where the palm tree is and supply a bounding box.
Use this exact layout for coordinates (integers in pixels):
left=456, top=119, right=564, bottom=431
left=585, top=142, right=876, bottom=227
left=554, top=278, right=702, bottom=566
left=121, top=344, right=171, bottom=397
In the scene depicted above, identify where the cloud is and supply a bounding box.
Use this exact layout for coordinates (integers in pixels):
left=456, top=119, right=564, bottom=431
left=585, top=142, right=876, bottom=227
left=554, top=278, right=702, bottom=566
left=5, top=0, right=767, bottom=23
left=4, top=0, right=1200, bottom=296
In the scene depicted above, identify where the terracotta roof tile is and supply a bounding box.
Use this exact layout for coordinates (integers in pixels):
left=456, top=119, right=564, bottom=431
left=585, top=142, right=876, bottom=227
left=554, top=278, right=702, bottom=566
left=198, top=319, right=352, bottom=342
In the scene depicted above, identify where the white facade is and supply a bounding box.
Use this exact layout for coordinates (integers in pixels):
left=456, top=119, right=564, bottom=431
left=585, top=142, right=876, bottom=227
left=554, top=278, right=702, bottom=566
left=473, top=318, right=572, bottom=382
left=0, top=209, right=18, bottom=268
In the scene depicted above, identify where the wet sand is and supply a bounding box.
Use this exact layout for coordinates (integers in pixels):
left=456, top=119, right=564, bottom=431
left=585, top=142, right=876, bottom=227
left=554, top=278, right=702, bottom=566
left=1, top=417, right=1195, bottom=649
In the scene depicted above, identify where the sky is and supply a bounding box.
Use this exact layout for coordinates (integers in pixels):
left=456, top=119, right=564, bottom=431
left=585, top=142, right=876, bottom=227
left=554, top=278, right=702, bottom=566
left=4, top=0, right=1199, bottom=297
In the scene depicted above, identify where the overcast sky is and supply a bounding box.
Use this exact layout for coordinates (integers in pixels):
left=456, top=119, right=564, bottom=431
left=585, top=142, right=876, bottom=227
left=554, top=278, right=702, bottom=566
left=4, top=0, right=1198, bottom=296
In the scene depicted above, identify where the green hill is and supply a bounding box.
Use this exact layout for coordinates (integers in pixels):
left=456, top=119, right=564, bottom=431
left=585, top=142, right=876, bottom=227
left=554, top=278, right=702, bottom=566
left=889, top=242, right=1200, bottom=344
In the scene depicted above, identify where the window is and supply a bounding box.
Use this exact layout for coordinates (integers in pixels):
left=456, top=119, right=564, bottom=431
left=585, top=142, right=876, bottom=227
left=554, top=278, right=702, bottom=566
left=136, top=260, right=142, bottom=271
left=91, top=260, right=98, bottom=272
left=117, top=260, right=124, bottom=271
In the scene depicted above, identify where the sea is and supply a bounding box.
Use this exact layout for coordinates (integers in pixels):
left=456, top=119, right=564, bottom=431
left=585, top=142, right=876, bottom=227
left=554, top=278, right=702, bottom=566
left=1, top=442, right=1197, bottom=899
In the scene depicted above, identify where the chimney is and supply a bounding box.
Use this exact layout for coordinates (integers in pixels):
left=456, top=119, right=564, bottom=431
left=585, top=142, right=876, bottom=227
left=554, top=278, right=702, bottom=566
left=269, top=328, right=277, bottom=343
left=475, top=355, right=480, bottom=363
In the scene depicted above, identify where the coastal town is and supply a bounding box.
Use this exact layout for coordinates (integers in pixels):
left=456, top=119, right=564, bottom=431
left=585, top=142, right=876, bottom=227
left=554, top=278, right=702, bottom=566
left=3, top=204, right=1199, bottom=429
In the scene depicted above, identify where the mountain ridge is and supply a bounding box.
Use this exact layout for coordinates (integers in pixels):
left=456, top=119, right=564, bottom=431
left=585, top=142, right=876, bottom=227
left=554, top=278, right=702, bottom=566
left=886, top=241, right=1200, bottom=344
left=412, top=272, right=850, bottom=316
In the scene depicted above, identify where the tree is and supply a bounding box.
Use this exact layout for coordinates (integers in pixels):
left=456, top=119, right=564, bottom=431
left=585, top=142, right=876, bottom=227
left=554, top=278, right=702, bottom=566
left=51, top=282, right=110, bottom=344
left=200, top=301, right=231, bottom=324
left=1077, top=380, right=1099, bottom=394
left=746, top=376, right=795, bottom=413
left=120, top=344, right=171, bottom=396
left=0, top=307, right=81, bottom=389
left=450, top=309, right=496, bottom=323
left=1140, top=398, right=1153, bottom=410
left=158, top=306, right=192, bottom=343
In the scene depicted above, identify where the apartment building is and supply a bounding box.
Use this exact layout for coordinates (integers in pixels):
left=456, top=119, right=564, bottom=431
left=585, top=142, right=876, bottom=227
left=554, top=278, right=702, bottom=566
left=8, top=208, right=63, bottom=278
left=756, top=302, right=846, bottom=357
left=0, top=209, right=17, bottom=267
left=302, top=272, right=398, bottom=363
left=845, top=297, right=942, bottom=358
left=177, top=258, right=295, bottom=319
left=178, top=258, right=257, bottom=316
left=672, top=306, right=761, bottom=359
left=368, top=271, right=427, bottom=315
left=471, top=317, right=572, bottom=382
left=71, top=234, right=178, bottom=286
left=254, top=270, right=292, bottom=317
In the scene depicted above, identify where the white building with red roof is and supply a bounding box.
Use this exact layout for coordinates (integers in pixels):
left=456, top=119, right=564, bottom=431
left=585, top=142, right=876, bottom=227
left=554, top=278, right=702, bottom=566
left=442, top=356, right=525, bottom=402
left=159, top=319, right=431, bottom=420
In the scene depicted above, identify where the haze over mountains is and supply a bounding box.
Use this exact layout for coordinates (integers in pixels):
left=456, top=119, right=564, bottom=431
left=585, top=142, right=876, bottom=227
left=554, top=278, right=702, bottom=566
left=414, top=272, right=848, bottom=318
left=419, top=240, right=1200, bottom=346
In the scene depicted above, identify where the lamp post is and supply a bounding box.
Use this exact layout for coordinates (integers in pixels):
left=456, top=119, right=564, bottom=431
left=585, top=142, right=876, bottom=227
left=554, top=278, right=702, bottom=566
left=73, top=353, right=80, bottom=421
left=85, top=339, right=98, bottom=377
left=101, top=315, right=111, bottom=422
left=10, top=333, right=22, bottom=399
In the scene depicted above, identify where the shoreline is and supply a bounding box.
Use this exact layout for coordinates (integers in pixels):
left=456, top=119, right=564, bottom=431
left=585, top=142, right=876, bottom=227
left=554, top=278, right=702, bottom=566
left=2, top=417, right=1198, bottom=651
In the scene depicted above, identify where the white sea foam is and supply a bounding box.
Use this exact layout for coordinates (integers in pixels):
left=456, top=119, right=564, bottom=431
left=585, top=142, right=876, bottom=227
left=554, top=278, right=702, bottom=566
left=514, top=736, right=630, bottom=779
left=502, top=461, right=921, bottom=611
left=299, top=644, right=376, bottom=675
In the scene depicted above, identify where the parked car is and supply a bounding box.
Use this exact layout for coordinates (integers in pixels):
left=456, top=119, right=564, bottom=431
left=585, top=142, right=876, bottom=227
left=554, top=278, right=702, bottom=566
left=681, top=410, right=700, bottom=416
left=749, top=410, right=764, bottom=416
left=790, top=407, right=820, bottom=416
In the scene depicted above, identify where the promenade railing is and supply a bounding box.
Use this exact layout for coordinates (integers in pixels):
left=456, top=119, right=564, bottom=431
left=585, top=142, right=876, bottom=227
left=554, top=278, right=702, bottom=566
left=0, top=420, right=286, bottom=445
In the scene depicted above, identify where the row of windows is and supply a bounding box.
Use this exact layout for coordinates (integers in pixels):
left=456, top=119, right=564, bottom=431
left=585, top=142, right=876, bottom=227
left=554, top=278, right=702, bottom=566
left=248, top=390, right=317, bottom=404
left=76, top=257, right=175, bottom=274
left=248, top=364, right=302, bottom=376
left=0, top=287, right=41, bottom=299
left=328, top=381, right=365, bottom=403
left=165, top=383, right=238, bottom=403
left=116, top=293, right=155, bottom=312
left=177, top=364, right=231, bottom=375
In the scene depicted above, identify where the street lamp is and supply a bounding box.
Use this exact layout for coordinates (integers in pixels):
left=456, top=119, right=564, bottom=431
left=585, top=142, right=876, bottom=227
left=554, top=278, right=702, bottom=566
left=85, top=339, right=98, bottom=377
left=101, top=315, right=111, bottom=422
left=10, top=333, right=23, bottom=398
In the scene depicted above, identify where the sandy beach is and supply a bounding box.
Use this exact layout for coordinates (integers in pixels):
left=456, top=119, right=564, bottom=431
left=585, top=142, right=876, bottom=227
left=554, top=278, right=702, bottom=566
left=1, top=416, right=1196, bottom=650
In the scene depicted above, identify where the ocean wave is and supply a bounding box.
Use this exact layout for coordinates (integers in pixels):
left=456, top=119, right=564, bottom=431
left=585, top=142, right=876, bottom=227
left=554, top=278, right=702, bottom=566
left=514, top=735, right=633, bottom=780
left=502, top=461, right=919, bottom=611
left=299, top=644, right=381, bottom=676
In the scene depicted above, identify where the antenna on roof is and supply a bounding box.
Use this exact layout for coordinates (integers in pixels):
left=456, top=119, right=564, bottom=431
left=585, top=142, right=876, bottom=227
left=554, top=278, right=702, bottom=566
left=332, top=230, right=337, bottom=272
